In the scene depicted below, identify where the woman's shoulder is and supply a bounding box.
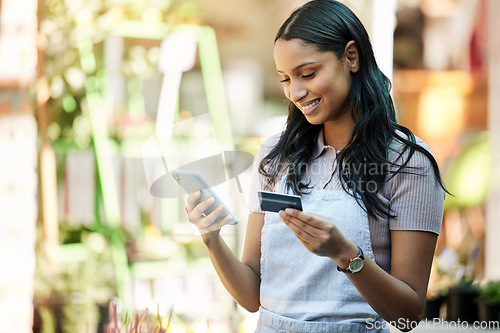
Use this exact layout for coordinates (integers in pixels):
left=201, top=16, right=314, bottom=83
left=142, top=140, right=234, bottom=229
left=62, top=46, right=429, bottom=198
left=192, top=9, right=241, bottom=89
left=383, top=130, right=444, bottom=199
left=389, top=130, right=431, bottom=153
left=388, top=130, right=434, bottom=168
left=255, top=132, right=283, bottom=158
left=261, top=132, right=283, bottom=149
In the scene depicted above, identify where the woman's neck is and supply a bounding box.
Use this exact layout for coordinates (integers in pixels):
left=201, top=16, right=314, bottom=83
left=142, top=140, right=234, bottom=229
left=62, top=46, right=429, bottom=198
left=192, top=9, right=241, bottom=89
left=323, top=116, right=356, bottom=151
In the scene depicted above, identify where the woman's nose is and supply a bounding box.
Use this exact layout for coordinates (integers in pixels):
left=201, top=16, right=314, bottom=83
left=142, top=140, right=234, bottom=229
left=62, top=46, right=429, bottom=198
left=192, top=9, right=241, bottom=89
left=287, top=81, right=307, bottom=103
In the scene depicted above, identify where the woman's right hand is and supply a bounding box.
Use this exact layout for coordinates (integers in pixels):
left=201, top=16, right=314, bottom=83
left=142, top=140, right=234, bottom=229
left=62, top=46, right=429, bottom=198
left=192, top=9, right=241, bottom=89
left=185, top=190, right=233, bottom=244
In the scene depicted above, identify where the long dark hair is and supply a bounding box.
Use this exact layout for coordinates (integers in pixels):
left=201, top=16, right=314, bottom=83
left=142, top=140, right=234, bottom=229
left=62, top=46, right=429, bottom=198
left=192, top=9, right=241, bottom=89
left=260, top=0, right=447, bottom=220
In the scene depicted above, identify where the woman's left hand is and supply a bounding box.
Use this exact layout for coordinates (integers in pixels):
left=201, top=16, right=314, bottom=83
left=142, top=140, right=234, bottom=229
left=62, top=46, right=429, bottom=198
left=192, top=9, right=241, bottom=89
left=279, top=208, right=355, bottom=261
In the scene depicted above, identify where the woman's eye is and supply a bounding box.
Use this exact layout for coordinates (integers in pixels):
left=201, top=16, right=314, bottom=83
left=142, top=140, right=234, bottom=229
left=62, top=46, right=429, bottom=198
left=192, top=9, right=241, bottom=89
left=278, top=72, right=314, bottom=83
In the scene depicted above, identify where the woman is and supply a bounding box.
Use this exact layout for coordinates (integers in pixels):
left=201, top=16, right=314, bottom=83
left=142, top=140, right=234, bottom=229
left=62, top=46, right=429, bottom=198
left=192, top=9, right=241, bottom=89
left=185, top=0, right=446, bottom=332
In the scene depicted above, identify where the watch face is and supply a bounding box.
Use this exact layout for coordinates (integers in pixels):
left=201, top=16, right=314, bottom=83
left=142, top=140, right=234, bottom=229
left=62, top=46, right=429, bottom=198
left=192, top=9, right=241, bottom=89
left=349, top=258, right=364, bottom=273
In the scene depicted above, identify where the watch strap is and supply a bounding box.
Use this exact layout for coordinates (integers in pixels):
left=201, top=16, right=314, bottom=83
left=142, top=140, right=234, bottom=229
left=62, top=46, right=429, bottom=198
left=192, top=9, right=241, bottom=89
left=337, top=245, right=364, bottom=273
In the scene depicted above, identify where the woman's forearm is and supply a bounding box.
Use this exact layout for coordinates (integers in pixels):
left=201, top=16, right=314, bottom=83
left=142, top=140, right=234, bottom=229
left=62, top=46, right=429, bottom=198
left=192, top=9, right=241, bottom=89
left=346, top=256, right=424, bottom=326
left=203, top=234, right=261, bottom=312
left=338, top=231, right=437, bottom=332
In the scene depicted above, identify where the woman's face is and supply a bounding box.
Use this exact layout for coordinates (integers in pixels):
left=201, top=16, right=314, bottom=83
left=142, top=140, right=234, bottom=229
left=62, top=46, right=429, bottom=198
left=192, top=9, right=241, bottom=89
left=274, top=38, right=356, bottom=125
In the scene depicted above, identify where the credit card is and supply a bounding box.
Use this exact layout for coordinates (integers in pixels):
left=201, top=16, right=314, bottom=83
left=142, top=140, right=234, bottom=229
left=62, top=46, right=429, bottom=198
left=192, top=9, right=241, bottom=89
left=258, top=190, right=303, bottom=213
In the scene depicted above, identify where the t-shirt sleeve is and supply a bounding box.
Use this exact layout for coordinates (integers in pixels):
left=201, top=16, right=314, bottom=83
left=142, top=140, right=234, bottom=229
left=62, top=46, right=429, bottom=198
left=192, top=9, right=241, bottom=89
left=247, top=134, right=281, bottom=214
left=386, top=139, right=446, bottom=235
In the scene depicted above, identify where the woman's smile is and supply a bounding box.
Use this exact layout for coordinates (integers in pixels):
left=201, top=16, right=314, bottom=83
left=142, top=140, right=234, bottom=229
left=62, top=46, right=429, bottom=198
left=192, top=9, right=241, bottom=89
left=298, top=98, right=320, bottom=115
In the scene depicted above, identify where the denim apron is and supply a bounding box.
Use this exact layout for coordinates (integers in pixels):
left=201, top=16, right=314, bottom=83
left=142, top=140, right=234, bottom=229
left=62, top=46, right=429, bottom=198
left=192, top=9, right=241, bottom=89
left=256, top=175, right=389, bottom=333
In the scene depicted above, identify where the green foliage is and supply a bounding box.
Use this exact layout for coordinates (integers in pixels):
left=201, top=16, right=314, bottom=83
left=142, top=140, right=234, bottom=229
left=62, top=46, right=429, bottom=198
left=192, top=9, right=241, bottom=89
left=39, top=0, right=202, bottom=147
left=34, top=229, right=118, bottom=331
left=478, top=280, right=500, bottom=305
left=452, top=276, right=479, bottom=293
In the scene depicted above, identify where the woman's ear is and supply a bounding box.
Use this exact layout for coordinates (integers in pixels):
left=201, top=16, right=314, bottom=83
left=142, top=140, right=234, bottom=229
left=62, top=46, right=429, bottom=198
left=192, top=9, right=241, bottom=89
left=343, top=40, right=360, bottom=73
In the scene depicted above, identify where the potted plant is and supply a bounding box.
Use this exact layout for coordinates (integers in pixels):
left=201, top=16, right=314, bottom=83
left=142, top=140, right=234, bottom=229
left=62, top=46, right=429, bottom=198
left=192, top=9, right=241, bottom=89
left=447, top=277, right=480, bottom=323
left=476, top=280, right=500, bottom=322
left=34, top=228, right=118, bottom=333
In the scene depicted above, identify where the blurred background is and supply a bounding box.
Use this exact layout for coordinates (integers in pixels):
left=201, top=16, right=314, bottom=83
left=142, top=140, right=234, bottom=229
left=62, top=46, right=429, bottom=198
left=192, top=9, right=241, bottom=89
left=0, top=0, right=499, bottom=332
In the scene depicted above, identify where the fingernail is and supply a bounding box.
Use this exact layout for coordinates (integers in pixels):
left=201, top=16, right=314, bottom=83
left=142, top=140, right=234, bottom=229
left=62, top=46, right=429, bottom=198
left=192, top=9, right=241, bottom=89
left=208, top=197, right=215, bottom=204
left=285, top=208, right=294, bottom=214
left=279, top=210, right=286, bottom=217
left=218, top=205, right=225, bottom=211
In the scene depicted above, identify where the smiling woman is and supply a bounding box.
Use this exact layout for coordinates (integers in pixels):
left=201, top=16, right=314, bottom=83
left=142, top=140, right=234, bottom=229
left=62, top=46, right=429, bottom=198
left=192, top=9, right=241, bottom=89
left=274, top=38, right=355, bottom=124
left=184, top=1, right=447, bottom=332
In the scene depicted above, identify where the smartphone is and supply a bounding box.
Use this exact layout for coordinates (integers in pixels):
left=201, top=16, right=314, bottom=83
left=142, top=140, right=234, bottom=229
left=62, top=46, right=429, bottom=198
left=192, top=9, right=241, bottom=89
left=258, top=190, right=303, bottom=213
left=171, top=169, right=238, bottom=225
